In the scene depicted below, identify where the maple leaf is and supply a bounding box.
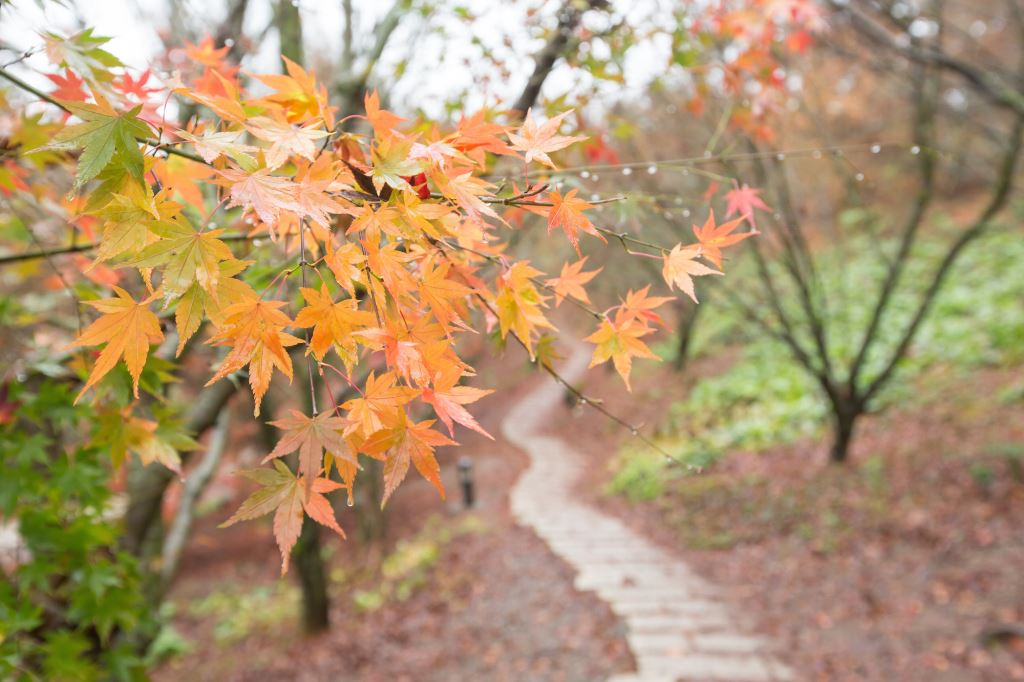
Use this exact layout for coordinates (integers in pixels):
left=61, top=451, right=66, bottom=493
left=46, top=69, right=88, bottom=104
left=692, top=209, right=756, bottom=269
left=361, top=411, right=456, bottom=507
left=507, top=109, right=586, bottom=168
left=174, top=260, right=258, bottom=355
left=453, top=111, right=514, bottom=166
left=264, top=409, right=356, bottom=499
left=418, top=260, right=473, bottom=332
left=432, top=170, right=500, bottom=224
left=176, top=127, right=257, bottom=166
left=495, top=261, right=555, bottom=358
left=293, top=285, right=374, bottom=364
left=152, top=155, right=213, bottom=211
left=291, top=175, right=348, bottom=229
left=247, top=116, right=329, bottom=170
left=341, top=371, right=419, bottom=438
left=69, top=286, right=163, bottom=402
left=94, top=408, right=197, bottom=473
left=126, top=220, right=235, bottom=300
left=43, top=28, right=123, bottom=87
left=724, top=184, right=771, bottom=227
left=618, top=286, right=674, bottom=329
left=217, top=168, right=300, bottom=231
left=422, top=366, right=493, bottom=439
left=253, top=56, right=335, bottom=128
left=662, top=243, right=723, bottom=303
left=206, top=299, right=303, bottom=416
left=221, top=460, right=346, bottom=575
left=584, top=315, right=660, bottom=391
left=325, top=240, right=366, bottom=297
left=90, top=184, right=177, bottom=262
left=545, top=257, right=601, bottom=306
left=370, top=136, right=424, bottom=194
left=547, top=190, right=607, bottom=254
left=41, top=99, right=150, bottom=190
left=364, top=90, right=406, bottom=137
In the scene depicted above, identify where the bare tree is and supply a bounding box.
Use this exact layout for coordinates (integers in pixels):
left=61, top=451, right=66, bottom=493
left=725, top=0, right=1024, bottom=462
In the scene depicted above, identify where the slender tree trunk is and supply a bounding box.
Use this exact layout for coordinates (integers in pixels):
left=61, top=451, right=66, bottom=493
left=673, top=302, right=701, bottom=372
left=294, top=519, right=329, bottom=632
left=276, top=0, right=304, bottom=65
left=288, top=361, right=331, bottom=634
left=829, top=402, right=860, bottom=464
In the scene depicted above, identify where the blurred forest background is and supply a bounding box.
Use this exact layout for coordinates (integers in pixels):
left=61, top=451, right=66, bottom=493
left=1, top=0, right=1023, bottom=680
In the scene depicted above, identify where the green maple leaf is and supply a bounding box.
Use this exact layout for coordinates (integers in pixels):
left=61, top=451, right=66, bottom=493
left=370, top=137, right=423, bottom=194
left=43, top=29, right=123, bottom=85
left=126, top=220, right=236, bottom=300
left=41, top=100, right=150, bottom=191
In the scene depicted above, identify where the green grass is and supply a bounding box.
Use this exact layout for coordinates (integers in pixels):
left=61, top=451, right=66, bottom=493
left=610, top=226, right=1024, bottom=501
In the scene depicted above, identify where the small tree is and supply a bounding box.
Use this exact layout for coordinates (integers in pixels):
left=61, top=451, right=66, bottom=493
left=721, top=0, right=1024, bottom=462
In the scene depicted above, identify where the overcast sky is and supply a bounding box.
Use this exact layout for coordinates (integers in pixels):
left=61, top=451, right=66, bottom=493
left=0, top=0, right=675, bottom=118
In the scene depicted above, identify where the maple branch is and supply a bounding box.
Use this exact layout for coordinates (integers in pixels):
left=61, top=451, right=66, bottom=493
left=0, top=232, right=269, bottom=267
left=861, top=113, right=1024, bottom=405
left=510, top=0, right=611, bottom=117
left=832, top=1, right=1024, bottom=117
left=0, top=66, right=205, bottom=164
left=0, top=197, right=83, bottom=335
left=592, top=225, right=669, bottom=254
left=298, top=220, right=319, bottom=414
left=848, top=62, right=939, bottom=391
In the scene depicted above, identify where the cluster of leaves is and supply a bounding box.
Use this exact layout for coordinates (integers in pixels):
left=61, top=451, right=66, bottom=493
left=668, top=0, right=826, bottom=141
left=2, top=28, right=757, bottom=573
left=0, top=382, right=151, bottom=680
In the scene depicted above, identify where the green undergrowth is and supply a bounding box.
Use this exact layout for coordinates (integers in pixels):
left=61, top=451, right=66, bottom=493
left=612, top=225, right=1024, bottom=502
left=351, top=514, right=486, bottom=612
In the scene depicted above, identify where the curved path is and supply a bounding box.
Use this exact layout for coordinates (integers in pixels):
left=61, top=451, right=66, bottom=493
left=502, top=350, right=794, bottom=682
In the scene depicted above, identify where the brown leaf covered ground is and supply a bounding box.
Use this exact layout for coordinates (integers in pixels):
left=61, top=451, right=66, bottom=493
left=573, top=355, right=1024, bottom=681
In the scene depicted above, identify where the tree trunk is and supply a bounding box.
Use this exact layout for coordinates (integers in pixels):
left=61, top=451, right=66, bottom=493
left=275, top=0, right=304, bottom=65
left=287, top=361, right=332, bottom=634
left=829, top=404, right=860, bottom=464
left=294, top=518, right=329, bottom=633
left=673, top=302, right=701, bottom=372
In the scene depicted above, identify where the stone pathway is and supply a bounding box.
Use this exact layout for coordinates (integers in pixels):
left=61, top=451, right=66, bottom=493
left=502, top=350, right=794, bottom=682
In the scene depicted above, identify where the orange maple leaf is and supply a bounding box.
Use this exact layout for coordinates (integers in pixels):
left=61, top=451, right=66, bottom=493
left=547, top=189, right=607, bottom=255
left=69, top=286, right=163, bottom=403
left=418, top=260, right=473, bottom=332
left=584, top=314, right=660, bottom=391
left=341, top=371, right=419, bottom=438
left=263, top=409, right=356, bottom=499
left=205, top=299, right=303, bottom=416
left=361, top=411, right=456, bottom=506
left=422, top=365, right=494, bottom=439
left=693, top=209, right=757, bottom=268
left=545, top=257, right=601, bottom=306
left=662, top=243, right=722, bottom=303
left=221, top=461, right=345, bottom=575
left=293, top=285, right=374, bottom=365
